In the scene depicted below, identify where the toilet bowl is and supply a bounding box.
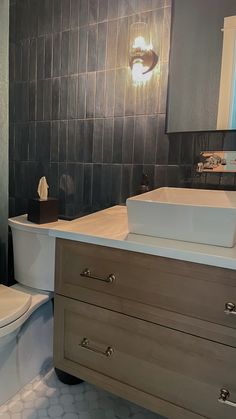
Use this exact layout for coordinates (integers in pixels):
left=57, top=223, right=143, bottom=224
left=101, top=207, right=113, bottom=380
left=0, top=215, right=67, bottom=406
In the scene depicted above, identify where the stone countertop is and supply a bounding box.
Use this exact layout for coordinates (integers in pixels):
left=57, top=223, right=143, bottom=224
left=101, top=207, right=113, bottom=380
left=49, top=205, right=236, bottom=270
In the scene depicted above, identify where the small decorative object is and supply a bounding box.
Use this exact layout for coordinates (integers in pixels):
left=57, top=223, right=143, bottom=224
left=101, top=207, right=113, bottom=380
left=27, top=177, right=59, bottom=224
left=129, top=22, right=158, bottom=85
left=197, top=151, right=236, bottom=172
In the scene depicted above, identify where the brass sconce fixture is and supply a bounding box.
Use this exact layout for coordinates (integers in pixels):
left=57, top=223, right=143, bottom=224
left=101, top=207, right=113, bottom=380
left=129, top=22, right=158, bottom=84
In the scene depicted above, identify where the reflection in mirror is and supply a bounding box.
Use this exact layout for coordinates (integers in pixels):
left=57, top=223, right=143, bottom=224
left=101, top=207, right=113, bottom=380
left=167, top=0, right=236, bottom=133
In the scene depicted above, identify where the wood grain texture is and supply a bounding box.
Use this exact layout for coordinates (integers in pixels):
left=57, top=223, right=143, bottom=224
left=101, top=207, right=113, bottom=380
left=54, top=295, right=236, bottom=419
left=55, top=239, right=236, bottom=334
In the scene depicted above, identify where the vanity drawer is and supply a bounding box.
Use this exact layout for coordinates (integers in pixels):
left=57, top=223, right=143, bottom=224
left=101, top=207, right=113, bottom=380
left=55, top=239, right=236, bottom=332
left=54, top=295, right=236, bottom=419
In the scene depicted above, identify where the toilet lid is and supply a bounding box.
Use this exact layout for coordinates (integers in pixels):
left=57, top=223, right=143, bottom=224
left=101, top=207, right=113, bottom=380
left=0, top=285, right=32, bottom=328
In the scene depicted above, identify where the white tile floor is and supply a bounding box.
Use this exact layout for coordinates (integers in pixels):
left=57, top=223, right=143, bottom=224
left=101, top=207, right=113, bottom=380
left=0, top=369, right=165, bottom=419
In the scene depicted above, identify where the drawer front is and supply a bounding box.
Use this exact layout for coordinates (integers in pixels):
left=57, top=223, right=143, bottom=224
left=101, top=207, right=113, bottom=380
left=55, top=239, right=236, bottom=331
left=54, top=295, right=236, bottom=419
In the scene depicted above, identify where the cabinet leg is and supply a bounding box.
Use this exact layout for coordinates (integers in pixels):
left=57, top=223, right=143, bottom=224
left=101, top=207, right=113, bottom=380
left=54, top=368, right=84, bottom=385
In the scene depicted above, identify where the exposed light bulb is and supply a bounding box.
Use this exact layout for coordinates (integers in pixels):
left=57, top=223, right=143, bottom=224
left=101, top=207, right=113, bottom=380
left=131, top=60, right=152, bottom=85
left=132, top=36, right=147, bottom=50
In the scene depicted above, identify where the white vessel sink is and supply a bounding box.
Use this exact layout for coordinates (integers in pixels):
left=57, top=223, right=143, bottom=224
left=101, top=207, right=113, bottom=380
left=126, top=187, right=236, bottom=247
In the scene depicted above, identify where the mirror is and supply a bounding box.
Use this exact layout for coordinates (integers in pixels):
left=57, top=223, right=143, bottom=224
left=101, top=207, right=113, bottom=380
left=167, top=0, right=236, bottom=133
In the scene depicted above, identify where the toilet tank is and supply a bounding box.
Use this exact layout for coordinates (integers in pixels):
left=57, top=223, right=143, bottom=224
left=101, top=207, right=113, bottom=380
left=8, top=216, right=67, bottom=291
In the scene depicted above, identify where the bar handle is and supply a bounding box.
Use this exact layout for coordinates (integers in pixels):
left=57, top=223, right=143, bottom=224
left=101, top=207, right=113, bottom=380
left=80, top=338, right=114, bottom=358
left=80, top=268, right=115, bottom=284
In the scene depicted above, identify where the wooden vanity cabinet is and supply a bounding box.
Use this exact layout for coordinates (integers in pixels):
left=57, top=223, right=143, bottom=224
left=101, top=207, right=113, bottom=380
left=54, top=238, right=236, bottom=419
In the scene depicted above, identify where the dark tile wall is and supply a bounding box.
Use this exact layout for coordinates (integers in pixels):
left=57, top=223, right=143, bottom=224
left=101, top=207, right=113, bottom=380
left=9, top=0, right=172, bottom=219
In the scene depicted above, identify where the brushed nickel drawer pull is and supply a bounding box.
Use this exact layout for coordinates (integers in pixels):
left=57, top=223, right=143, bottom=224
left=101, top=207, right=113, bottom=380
left=219, top=388, right=236, bottom=407
left=80, top=338, right=114, bottom=358
left=224, top=302, right=236, bottom=315
left=80, top=268, right=115, bottom=284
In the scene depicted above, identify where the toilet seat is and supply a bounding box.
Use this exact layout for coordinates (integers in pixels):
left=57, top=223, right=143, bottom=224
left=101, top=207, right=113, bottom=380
left=0, top=285, right=31, bottom=328
left=0, top=284, right=52, bottom=338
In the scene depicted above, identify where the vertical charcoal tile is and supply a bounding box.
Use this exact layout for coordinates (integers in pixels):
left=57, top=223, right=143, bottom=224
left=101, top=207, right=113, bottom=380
left=53, top=0, right=62, bottom=32
left=98, top=0, right=108, bottom=21
left=79, top=0, right=89, bottom=26
left=61, top=0, right=71, bottom=31
left=168, top=134, right=182, bottom=164
left=78, top=26, right=88, bottom=73
left=29, top=81, right=36, bottom=121
left=97, top=22, right=107, bottom=71
left=83, top=164, right=93, bottom=210
left=52, top=78, right=60, bottom=120
left=74, top=163, right=84, bottom=212
left=15, top=43, right=22, bottom=81
left=103, top=118, right=113, bottom=163
left=158, top=62, right=168, bottom=113
left=22, top=82, right=29, bottom=122
left=144, top=116, right=157, bottom=164
left=180, top=133, right=194, bottom=164
left=106, top=20, right=117, bottom=69
left=68, top=29, right=79, bottom=75
left=76, top=120, right=85, bottom=162
left=68, top=120, right=76, bottom=161
left=53, top=33, right=61, bottom=77
left=131, top=164, right=144, bottom=195
left=84, top=120, right=94, bottom=162
left=9, top=43, right=15, bottom=82
left=68, top=76, right=78, bottom=119
left=51, top=121, right=59, bottom=161
left=154, top=165, right=167, bottom=188
left=77, top=74, right=87, bottom=118
left=162, top=6, right=171, bottom=62
left=146, top=71, right=160, bottom=115
left=156, top=114, right=169, bottom=164
left=36, top=122, right=51, bottom=162
left=116, top=17, right=128, bottom=67
left=45, top=34, right=53, bottom=79
left=10, top=2, right=16, bottom=44
left=29, top=122, right=36, bottom=161
left=101, top=164, right=112, bottom=207
left=37, top=37, right=45, bottom=80
left=92, top=164, right=102, bottom=209
left=86, top=72, right=96, bottom=118
left=113, top=118, right=123, bottom=163
left=70, top=0, right=79, bottom=28
left=122, top=117, right=134, bottom=163
left=43, top=79, right=52, bottom=120
left=105, top=70, right=115, bottom=117
left=114, top=68, right=126, bottom=116
left=37, top=80, right=44, bottom=120
left=15, top=123, right=29, bottom=161
left=89, top=0, right=98, bottom=24
left=61, top=31, right=70, bottom=76
left=95, top=71, right=105, bottom=117
left=125, top=71, right=136, bottom=116
left=60, top=76, right=68, bottom=119
left=111, top=165, right=122, bottom=204
left=121, top=164, right=132, bottom=202
left=136, top=83, right=148, bottom=115
left=38, top=0, right=52, bottom=35
left=49, top=162, right=59, bottom=197
left=9, top=82, right=15, bottom=123
left=87, top=25, right=98, bottom=72
left=108, top=0, right=118, bottom=19
left=133, top=116, right=146, bottom=164
left=59, top=120, right=68, bottom=161
left=92, top=119, right=104, bottom=163
left=21, top=40, right=29, bottom=81
left=29, top=39, right=37, bottom=81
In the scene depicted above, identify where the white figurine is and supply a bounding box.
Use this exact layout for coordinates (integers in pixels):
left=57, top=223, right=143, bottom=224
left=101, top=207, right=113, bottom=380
left=37, top=176, right=49, bottom=200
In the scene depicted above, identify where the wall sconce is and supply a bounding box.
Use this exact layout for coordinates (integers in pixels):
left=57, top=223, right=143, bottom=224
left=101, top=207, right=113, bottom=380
left=129, top=22, right=158, bottom=85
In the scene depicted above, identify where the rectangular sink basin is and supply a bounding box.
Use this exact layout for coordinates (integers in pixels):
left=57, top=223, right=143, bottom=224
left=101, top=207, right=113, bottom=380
left=126, top=187, right=236, bottom=247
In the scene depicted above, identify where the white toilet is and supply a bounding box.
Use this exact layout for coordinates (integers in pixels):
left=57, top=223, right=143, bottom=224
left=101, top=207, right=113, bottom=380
left=0, top=215, right=66, bottom=405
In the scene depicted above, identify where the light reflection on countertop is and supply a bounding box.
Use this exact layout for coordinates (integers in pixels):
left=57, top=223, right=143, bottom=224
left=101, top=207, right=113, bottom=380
left=49, top=205, right=236, bottom=270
